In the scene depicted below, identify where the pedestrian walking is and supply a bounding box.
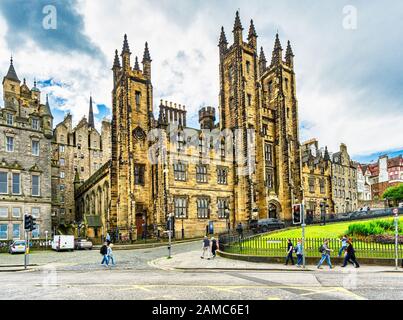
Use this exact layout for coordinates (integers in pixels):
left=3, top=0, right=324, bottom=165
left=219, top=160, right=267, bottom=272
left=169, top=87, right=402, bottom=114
left=211, top=237, right=219, bottom=258
left=100, top=242, right=109, bottom=267
left=236, top=223, right=244, bottom=239
left=107, top=243, right=116, bottom=266
left=201, top=236, right=211, bottom=259
left=285, top=239, right=295, bottom=265
left=341, top=239, right=359, bottom=268
left=338, top=235, right=348, bottom=257
left=106, top=232, right=111, bottom=245
left=317, top=239, right=333, bottom=269
left=295, top=239, right=303, bottom=267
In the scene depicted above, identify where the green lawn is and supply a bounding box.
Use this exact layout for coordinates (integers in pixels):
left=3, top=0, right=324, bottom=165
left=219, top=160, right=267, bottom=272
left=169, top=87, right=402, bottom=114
left=263, top=216, right=399, bottom=239
left=221, top=216, right=403, bottom=259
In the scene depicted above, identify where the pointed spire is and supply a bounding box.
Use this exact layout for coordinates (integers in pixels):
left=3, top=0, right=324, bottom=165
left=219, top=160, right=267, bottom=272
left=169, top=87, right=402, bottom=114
left=233, top=11, right=243, bottom=31
left=285, top=40, right=294, bottom=68
left=274, top=33, right=282, bottom=50
left=41, top=94, right=53, bottom=117
left=248, top=19, right=257, bottom=39
left=23, top=78, right=26, bottom=85
left=219, top=26, right=228, bottom=46
left=142, top=42, right=151, bottom=63
left=270, top=33, right=283, bottom=66
left=259, top=47, right=267, bottom=63
left=286, top=40, right=294, bottom=57
left=4, top=55, right=20, bottom=82
left=121, top=34, right=130, bottom=55
left=113, top=49, right=120, bottom=68
left=324, top=146, right=330, bottom=161
left=134, top=56, right=140, bottom=70
left=88, top=96, right=95, bottom=128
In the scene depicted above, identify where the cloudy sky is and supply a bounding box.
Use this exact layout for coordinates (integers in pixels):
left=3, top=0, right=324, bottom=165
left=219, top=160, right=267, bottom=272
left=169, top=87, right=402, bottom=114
left=0, top=0, right=402, bottom=163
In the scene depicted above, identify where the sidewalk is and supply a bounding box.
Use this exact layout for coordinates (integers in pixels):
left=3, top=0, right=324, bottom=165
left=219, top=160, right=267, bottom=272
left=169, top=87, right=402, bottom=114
left=93, top=237, right=202, bottom=251
left=150, top=250, right=403, bottom=273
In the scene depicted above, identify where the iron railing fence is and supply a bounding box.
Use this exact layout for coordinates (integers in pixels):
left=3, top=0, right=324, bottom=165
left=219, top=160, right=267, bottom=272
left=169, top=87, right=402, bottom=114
left=219, top=236, right=403, bottom=259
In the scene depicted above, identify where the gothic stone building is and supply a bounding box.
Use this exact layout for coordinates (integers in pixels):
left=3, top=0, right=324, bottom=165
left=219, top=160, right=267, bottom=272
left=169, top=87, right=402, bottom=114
left=75, top=12, right=303, bottom=240
left=51, top=100, right=111, bottom=226
left=0, top=59, right=53, bottom=240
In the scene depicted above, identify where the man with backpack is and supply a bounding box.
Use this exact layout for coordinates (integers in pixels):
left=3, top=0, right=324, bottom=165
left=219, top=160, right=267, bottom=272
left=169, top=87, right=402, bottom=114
left=100, top=242, right=109, bottom=267
left=317, top=239, right=333, bottom=269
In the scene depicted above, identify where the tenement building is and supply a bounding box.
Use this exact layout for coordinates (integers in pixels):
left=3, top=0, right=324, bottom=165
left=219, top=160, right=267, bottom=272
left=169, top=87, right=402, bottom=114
left=301, top=139, right=333, bottom=221
left=75, top=12, right=304, bottom=240
left=0, top=58, right=53, bottom=240
left=51, top=99, right=111, bottom=226
left=331, top=143, right=358, bottom=213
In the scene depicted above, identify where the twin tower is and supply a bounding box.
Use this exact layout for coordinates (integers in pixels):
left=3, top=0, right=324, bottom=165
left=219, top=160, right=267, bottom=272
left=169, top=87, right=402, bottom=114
left=109, top=11, right=303, bottom=237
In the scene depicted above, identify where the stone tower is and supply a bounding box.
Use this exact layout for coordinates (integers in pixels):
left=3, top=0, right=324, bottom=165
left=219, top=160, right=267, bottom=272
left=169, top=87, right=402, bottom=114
left=199, top=106, right=216, bottom=130
left=218, top=12, right=302, bottom=221
left=110, top=35, right=154, bottom=237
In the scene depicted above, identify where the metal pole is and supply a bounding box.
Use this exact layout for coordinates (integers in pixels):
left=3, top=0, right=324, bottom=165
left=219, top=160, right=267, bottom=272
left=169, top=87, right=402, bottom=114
left=168, top=216, right=172, bottom=259
left=301, top=202, right=306, bottom=269
left=24, top=230, right=27, bottom=270
left=395, top=215, right=399, bottom=270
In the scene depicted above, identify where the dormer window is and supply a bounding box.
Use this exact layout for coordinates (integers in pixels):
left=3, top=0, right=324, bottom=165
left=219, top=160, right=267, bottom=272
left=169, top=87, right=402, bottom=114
left=6, top=114, right=13, bottom=125
left=32, top=119, right=39, bottom=130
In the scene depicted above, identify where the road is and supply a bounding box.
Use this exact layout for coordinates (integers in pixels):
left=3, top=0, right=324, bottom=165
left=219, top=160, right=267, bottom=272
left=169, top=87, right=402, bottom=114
left=0, top=241, right=402, bottom=300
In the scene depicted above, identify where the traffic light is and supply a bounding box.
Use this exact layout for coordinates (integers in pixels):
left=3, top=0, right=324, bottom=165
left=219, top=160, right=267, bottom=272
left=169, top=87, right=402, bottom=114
left=30, top=216, right=37, bottom=232
left=24, top=214, right=32, bottom=230
left=292, top=204, right=302, bottom=225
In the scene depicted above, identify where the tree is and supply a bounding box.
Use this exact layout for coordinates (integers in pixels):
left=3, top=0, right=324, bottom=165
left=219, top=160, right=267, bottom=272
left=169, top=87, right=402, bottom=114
left=382, top=183, right=403, bottom=203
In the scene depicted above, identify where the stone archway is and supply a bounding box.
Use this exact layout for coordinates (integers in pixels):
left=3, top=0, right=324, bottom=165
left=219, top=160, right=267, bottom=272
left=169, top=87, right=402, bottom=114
left=268, top=200, right=281, bottom=219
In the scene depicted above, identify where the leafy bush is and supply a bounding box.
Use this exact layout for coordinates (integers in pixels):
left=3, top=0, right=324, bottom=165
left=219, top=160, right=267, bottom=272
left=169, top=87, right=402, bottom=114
left=347, top=219, right=402, bottom=236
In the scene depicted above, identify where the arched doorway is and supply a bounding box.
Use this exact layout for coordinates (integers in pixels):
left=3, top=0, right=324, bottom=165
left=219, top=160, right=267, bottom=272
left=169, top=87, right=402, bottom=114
left=268, top=201, right=281, bottom=219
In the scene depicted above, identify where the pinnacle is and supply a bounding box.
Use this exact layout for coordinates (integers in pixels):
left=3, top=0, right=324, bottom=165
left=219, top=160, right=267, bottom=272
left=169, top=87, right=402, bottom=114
left=233, top=11, right=243, bottom=31
left=142, top=42, right=151, bottom=63
left=286, top=40, right=294, bottom=57
left=134, top=56, right=140, bottom=70
left=113, top=49, right=121, bottom=68
left=219, top=26, right=228, bottom=46
left=122, top=34, right=131, bottom=54
left=248, top=19, right=257, bottom=39
left=259, top=47, right=267, bottom=62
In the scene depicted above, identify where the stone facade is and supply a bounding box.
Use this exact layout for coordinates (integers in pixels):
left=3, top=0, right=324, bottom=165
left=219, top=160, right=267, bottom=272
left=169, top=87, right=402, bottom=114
left=51, top=102, right=111, bottom=226
left=301, top=139, right=333, bottom=221
left=0, top=58, right=53, bottom=240
left=102, top=12, right=303, bottom=240
left=74, top=160, right=110, bottom=242
left=331, top=143, right=358, bottom=213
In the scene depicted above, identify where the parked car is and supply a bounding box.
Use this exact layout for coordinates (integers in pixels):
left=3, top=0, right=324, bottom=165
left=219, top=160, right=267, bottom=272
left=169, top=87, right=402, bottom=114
left=51, top=235, right=75, bottom=252
left=74, top=238, right=93, bottom=250
left=9, top=240, right=26, bottom=254
left=250, top=218, right=285, bottom=233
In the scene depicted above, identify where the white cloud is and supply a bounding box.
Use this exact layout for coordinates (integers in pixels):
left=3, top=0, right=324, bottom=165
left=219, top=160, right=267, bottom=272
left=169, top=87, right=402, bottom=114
left=0, top=0, right=402, bottom=158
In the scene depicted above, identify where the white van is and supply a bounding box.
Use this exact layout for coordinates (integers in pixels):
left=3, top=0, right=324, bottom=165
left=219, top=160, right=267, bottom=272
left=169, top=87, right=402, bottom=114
left=51, top=235, right=75, bottom=252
